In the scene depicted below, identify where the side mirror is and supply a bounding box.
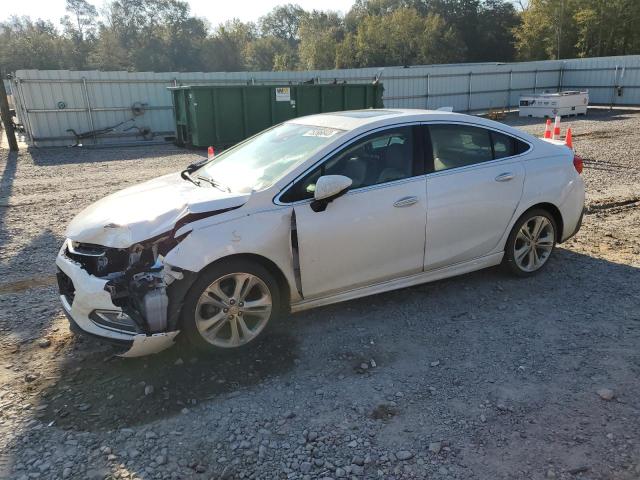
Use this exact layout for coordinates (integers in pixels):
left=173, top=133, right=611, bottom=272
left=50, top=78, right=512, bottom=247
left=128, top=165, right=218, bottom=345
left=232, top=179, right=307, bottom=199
left=310, top=175, right=352, bottom=212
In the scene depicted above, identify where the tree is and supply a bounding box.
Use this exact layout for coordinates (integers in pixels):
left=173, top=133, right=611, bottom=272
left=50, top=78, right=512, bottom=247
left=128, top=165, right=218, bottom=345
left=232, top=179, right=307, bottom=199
left=201, top=20, right=255, bottom=72
left=4, top=0, right=639, bottom=74
left=298, top=11, right=343, bottom=69
left=94, top=0, right=208, bottom=71
left=0, top=17, right=70, bottom=72
left=89, top=25, right=129, bottom=69
left=514, top=0, right=580, bottom=60
left=336, top=8, right=465, bottom=68
left=420, top=13, right=467, bottom=64
left=343, top=0, right=519, bottom=63
left=573, top=0, right=640, bottom=57
left=244, top=36, right=296, bottom=71
left=62, top=0, right=98, bottom=39
left=420, top=0, right=520, bottom=62
left=345, top=0, right=427, bottom=31
left=60, top=0, right=98, bottom=68
left=258, top=4, right=306, bottom=45
left=475, top=0, right=520, bottom=61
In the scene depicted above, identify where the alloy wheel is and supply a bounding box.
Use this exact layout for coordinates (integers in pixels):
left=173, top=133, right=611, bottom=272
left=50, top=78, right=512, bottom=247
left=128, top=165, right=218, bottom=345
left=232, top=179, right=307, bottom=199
left=195, top=272, right=272, bottom=348
left=513, top=215, right=555, bottom=272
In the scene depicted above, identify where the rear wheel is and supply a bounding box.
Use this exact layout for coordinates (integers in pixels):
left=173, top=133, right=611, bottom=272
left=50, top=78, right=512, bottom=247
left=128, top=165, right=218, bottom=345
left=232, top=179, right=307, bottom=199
left=180, top=259, right=281, bottom=352
left=504, top=209, right=557, bottom=277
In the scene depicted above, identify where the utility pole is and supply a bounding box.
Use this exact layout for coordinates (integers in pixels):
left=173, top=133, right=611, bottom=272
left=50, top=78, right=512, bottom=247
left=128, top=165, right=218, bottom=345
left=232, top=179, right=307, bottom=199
left=557, top=0, right=565, bottom=60
left=0, top=72, right=19, bottom=151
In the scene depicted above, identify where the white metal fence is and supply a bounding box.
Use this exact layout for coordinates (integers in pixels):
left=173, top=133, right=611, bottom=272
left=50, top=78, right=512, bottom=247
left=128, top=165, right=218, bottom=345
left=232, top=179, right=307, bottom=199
left=10, top=55, right=640, bottom=147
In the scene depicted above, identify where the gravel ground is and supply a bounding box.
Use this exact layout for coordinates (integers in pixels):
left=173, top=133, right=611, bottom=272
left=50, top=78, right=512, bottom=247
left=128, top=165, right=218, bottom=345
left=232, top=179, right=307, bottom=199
left=0, top=109, right=639, bottom=480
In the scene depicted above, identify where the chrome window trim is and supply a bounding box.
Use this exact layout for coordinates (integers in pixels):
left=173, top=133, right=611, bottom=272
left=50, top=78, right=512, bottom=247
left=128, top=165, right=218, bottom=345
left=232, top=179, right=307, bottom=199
left=274, top=121, right=423, bottom=206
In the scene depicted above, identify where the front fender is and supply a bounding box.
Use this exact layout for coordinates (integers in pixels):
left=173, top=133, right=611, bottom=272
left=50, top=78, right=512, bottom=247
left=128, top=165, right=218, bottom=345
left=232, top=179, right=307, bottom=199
left=163, top=207, right=299, bottom=302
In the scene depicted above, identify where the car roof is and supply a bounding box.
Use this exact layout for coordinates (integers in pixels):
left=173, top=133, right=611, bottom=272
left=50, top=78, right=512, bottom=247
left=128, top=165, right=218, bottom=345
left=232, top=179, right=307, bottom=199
left=287, top=108, right=535, bottom=142
left=289, top=108, right=481, bottom=129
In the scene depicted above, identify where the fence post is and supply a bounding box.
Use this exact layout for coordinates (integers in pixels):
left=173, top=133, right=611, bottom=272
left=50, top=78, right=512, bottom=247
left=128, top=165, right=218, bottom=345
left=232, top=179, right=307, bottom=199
left=610, top=65, right=619, bottom=109
left=81, top=77, right=96, bottom=143
left=507, top=70, right=513, bottom=109
left=467, top=72, right=472, bottom=112
left=558, top=62, right=565, bottom=92
left=425, top=73, right=430, bottom=109
left=0, top=73, right=19, bottom=151
left=533, top=69, right=538, bottom=94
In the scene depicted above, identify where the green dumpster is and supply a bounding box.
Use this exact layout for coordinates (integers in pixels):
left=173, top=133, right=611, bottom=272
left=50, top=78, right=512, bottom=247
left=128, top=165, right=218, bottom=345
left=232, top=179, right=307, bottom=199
left=170, top=83, right=384, bottom=148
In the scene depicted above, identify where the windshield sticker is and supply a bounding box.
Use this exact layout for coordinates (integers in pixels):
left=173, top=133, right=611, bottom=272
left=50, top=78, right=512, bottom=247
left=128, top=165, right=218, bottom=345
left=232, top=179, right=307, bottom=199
left=275, top=87, right=291, bottom=102
left=303, top=127, right=341, bottom=138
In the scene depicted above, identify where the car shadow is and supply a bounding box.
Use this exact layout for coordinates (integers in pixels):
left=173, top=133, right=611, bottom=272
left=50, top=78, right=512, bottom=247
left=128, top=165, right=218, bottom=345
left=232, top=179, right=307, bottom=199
left=2, top=245, right=638, bottom=479
left=0, top=230, right=62, bottom=343
left=11, top=326, right=298, bottom=433
left=0, top=149, right=17, bottom=239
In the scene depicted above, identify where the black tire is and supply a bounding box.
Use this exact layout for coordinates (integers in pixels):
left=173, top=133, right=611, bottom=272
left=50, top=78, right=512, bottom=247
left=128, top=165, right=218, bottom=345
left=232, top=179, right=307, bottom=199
left=503, top=208, right=557, bottom=277
left=179, top=258, right=282, bottom=353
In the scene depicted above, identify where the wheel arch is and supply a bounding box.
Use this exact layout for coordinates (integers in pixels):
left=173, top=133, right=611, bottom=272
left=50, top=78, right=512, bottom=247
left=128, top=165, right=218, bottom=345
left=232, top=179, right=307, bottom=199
left=200, top=253, right=292, bottom=312
left=525, top=202, right=564, bottom=243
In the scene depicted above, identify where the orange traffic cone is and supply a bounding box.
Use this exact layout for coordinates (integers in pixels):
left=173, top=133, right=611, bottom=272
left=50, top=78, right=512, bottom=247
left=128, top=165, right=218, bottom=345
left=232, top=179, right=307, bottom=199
left=565, top=127, right=573, bottom=150
left=543, top=119, right=552, bottom=139
left=208, top=146, right=215, bottom=160
left=552, top=115, right=561, bottom=140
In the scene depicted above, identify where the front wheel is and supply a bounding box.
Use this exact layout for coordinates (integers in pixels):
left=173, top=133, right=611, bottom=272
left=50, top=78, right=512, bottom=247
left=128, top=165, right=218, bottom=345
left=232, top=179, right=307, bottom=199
left=180, top=259, right=281, bottom=352
left=503, top=209, right=557, bottom=277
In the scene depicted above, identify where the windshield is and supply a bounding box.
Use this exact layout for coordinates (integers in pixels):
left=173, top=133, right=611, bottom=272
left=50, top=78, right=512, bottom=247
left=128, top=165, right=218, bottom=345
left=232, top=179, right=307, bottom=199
left=196, top=123, right=346, bottom=193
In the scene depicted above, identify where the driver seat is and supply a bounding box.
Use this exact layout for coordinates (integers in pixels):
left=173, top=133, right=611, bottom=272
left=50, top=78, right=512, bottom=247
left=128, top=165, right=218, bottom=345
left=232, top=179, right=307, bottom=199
left=377, top=144, right=411, bottom=183
left=341, top=157, right=367, bottom=189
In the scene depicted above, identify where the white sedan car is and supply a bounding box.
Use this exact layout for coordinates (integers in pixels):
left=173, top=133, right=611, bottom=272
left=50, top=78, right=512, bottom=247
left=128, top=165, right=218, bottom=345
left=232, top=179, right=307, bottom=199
left=56, top=109, right=585, bottom=356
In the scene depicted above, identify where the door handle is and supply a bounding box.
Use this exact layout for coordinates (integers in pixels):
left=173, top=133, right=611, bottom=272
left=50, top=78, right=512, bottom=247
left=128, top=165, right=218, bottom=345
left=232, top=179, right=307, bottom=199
left=495, top=172, right=515, bottom=182
left=394, top=196, right=418, bottom=207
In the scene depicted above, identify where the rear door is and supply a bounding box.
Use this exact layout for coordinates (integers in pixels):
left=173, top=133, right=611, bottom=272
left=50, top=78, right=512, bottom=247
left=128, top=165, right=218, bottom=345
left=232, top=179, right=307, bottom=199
left=424, top=123, right=528, bottom=270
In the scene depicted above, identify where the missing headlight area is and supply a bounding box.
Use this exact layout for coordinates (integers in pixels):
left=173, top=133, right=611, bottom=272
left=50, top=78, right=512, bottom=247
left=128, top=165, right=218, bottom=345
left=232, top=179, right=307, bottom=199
left=63, top=234, right=195, bottom=335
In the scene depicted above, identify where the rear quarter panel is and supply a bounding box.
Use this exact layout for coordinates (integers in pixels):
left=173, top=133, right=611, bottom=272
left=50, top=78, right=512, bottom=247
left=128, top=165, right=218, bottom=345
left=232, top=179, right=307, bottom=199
left=492, top=141, right=585, bottom=250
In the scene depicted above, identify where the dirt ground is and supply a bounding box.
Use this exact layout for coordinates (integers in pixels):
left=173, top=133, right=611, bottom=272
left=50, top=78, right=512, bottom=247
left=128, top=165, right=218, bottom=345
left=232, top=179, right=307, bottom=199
left=0, top=109, right=639, bottom=480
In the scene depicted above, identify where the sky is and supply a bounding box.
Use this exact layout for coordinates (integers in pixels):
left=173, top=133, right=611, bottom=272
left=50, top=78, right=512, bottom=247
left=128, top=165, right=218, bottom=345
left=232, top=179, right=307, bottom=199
left=1, top=0, right=355, bottom=27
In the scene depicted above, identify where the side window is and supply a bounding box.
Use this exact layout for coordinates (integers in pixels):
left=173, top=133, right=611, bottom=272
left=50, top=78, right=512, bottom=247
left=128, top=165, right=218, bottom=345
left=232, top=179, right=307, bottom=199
left=280, top=126, right=415, bottom=203
left=492, top=131, right=530, bottom=159
left=429, top=125, right=492, bottom=172
left=491, top=131, right=515, bottom=159
left=514, top=137, right=530, bottom=155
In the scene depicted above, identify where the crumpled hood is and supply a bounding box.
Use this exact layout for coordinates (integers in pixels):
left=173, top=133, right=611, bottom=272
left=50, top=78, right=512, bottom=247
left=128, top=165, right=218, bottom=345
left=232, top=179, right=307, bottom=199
left=66, top=172, right=250, bottom=248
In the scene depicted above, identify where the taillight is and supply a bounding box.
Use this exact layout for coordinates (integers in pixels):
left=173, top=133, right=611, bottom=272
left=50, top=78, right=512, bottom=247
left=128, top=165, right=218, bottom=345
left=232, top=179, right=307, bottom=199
left=573, top=154, right=583, bottom=174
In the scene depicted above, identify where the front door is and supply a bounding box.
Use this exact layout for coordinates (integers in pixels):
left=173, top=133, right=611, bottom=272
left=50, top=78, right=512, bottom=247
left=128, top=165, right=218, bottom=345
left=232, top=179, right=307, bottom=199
left=281, top=125, right=428, bottom=298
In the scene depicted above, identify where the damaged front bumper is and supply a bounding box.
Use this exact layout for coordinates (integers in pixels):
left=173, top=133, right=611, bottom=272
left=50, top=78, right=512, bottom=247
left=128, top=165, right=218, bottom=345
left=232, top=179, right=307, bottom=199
left=56, top=242, right=181, bottom=357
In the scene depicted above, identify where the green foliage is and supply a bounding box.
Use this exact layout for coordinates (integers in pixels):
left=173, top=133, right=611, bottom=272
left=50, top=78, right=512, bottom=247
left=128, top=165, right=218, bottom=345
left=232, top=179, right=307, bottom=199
left=514, top=0, right=579, bottom=60
left=258, top=4, right=306, bottom=44
left=244, top=36, right=297, bottom=71
left=0, top=17, right=71, bottom=71
left=201, top=20, right=255, bottom=72
left=1, top=0, right=639, bottom=74
left=514, top=0, right=640, bottom=60
left=60, top=0, right=98, bottom=69
left=98, top=0, right=208, bottom=71
left=337, top=8, right=467, bottom=68
left=298, top=11, right=343, bottom=69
